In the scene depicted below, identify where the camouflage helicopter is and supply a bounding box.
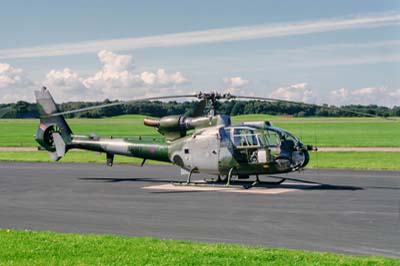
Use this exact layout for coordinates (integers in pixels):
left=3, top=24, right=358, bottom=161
left=35, top=87, right=316, bottom=187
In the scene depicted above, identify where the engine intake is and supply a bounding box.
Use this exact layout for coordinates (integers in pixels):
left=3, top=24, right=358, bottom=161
left=144, top=115, right=231, bottom=140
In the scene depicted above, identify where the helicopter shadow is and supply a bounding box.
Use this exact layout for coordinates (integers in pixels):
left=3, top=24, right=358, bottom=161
left=269, top=176, right=363, bottom=191
left=78, top=176, right=364, bottom=192
left=277, top=176, right=400, bottom=191
left=78, top=177, right=224, bottom=194
left=79, top=177, right=179, bottom=184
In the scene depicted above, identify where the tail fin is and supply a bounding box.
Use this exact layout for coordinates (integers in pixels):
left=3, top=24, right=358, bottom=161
left=35, top=87, right=72, bottom=161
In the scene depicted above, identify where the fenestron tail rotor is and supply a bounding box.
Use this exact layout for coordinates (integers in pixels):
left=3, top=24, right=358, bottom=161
left=35, top=87, right=73, bottom=161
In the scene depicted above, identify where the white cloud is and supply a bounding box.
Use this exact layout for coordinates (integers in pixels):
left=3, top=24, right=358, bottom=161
left=1, top=12, right=399, bottom=59
left=223, top=76, right=250, bottom=94
left=269, top=84, right=400, bottom=107
left=0, top=63, right=34, bottom=102
left=288, top=54, right=400, bottom=67
left=1, top=56, right=399, bottom=108
left=0, top=53, right=188, bottom=102
left=98, top=50, right=134, bottom=72
left=271, top=83, right=315, bottom=103
left=82, top=51, right=141, bottom=97
left=223, top=76, right=249, bottom=88
left=140, top=69, right=186, bottom=86
left=45, top=68, right=84, bottom=90
left=43, top=68, right=90, bottom=101
left=0, top=63, right=32, bottom=89
left=156, top=69, right=186, bottom=85
left=389, top=89, right=400, bottom=98
left=44, top=50, right=187, bottom=101
left=329, top=87, right=400, bottom=106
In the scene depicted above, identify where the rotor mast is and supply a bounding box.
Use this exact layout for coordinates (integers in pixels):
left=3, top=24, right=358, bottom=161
left=195, top=91, right=234, bottom=116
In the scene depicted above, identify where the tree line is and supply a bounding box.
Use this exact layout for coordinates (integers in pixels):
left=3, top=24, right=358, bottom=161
left=1, top=100, right=400, bottom=118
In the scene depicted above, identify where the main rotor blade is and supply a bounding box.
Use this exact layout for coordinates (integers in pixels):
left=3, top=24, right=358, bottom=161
left=232, top=95, right=397, bottom=120
left=48, top=94, right=197, bottom=117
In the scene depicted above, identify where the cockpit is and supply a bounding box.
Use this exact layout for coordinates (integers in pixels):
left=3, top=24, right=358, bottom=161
left=224, top=126, right=301, bottom=149
left=223, top=125, right=307, bottom=169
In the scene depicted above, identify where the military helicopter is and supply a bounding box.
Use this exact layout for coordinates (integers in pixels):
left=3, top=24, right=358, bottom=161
left=35, top=87, right=317, bottom=187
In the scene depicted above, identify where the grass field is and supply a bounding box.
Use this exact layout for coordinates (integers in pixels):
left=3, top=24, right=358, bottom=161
left=0, top=151, right=160, bottom=165
left=234, top=115, right=400, bottom=147
left=1, top=150, right=400, bottom=170
left=0, top=229, right=397, bottom=266
left=0, top=115, right=400, bottom=147
left=307, top=151, right=400, bottom=170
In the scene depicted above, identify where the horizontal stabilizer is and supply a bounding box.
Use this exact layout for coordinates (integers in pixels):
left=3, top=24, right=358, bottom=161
left=48, top=152, right=61, bottom=161
left=53, top=132, right=66, bottom=157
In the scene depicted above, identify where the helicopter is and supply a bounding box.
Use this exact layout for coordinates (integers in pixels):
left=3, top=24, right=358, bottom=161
left=35, top=87, right=317, bottom=187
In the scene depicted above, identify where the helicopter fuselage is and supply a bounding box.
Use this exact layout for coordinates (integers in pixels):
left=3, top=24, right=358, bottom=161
left=38, top=118, right=311, bottom=177
left=168, top=122, right=310, bottom=176
left=33, top=85, right=311, bottom=178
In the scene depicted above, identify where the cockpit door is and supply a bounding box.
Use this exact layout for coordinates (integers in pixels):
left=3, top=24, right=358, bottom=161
left=187, top=133, right=219, bottom=173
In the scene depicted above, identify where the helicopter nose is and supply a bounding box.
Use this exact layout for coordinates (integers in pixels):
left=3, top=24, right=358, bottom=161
left=306, top=144, right=318, bottom=151
left=300, top=150, right=310, bottom=168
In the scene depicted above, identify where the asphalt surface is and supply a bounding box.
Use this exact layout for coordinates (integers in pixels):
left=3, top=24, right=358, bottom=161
left=0, top=162, right=399, bottom=258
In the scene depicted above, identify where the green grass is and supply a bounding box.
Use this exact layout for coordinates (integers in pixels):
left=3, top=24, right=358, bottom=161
left=233, top=114, right=400, bottom=122
left=232, top=115, right=400, bottom=147
left=1, top=151, right=400, bottom=170
left=0, top=151, right=164, bottom=165
left=1, top=115, right=400, bottom=147
left=0, top=229, right=397, bottom=266
left=307, top=152, right=400, bottom=170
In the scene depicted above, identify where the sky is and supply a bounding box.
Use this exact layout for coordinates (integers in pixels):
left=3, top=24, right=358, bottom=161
left=0, top=0, right=399, bottom=106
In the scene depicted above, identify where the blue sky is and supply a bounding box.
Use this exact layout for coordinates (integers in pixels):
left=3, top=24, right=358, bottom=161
left=0, top=0, right=399, bottom=105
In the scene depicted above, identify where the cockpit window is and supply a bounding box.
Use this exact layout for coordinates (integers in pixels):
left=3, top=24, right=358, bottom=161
left=282, top=131, right=298, bottom=143
left=265, top=130, right=281, bottom=147
left=231, top=128, right=261, bottom=147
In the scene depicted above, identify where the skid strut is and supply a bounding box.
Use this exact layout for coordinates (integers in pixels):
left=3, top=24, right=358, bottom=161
left=174, top=168, right=286, bottom=188
left=186, top=168, right=196, bottom=184
left=225, top=167, right=234, bottom=187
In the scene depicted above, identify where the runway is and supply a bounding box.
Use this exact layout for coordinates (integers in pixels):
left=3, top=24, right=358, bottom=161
left=0, top=162, right=399, bottom=257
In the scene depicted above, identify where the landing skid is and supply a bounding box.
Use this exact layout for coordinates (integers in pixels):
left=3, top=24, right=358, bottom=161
left=174, top=171, right=287, bottom=189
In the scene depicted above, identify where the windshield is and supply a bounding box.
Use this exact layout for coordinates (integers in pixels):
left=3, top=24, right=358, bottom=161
left=265, top=127, right=300, bottom=147
left=281, top=129, right=300, bottom=143
left=265, top=129, right=280, bottom=147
